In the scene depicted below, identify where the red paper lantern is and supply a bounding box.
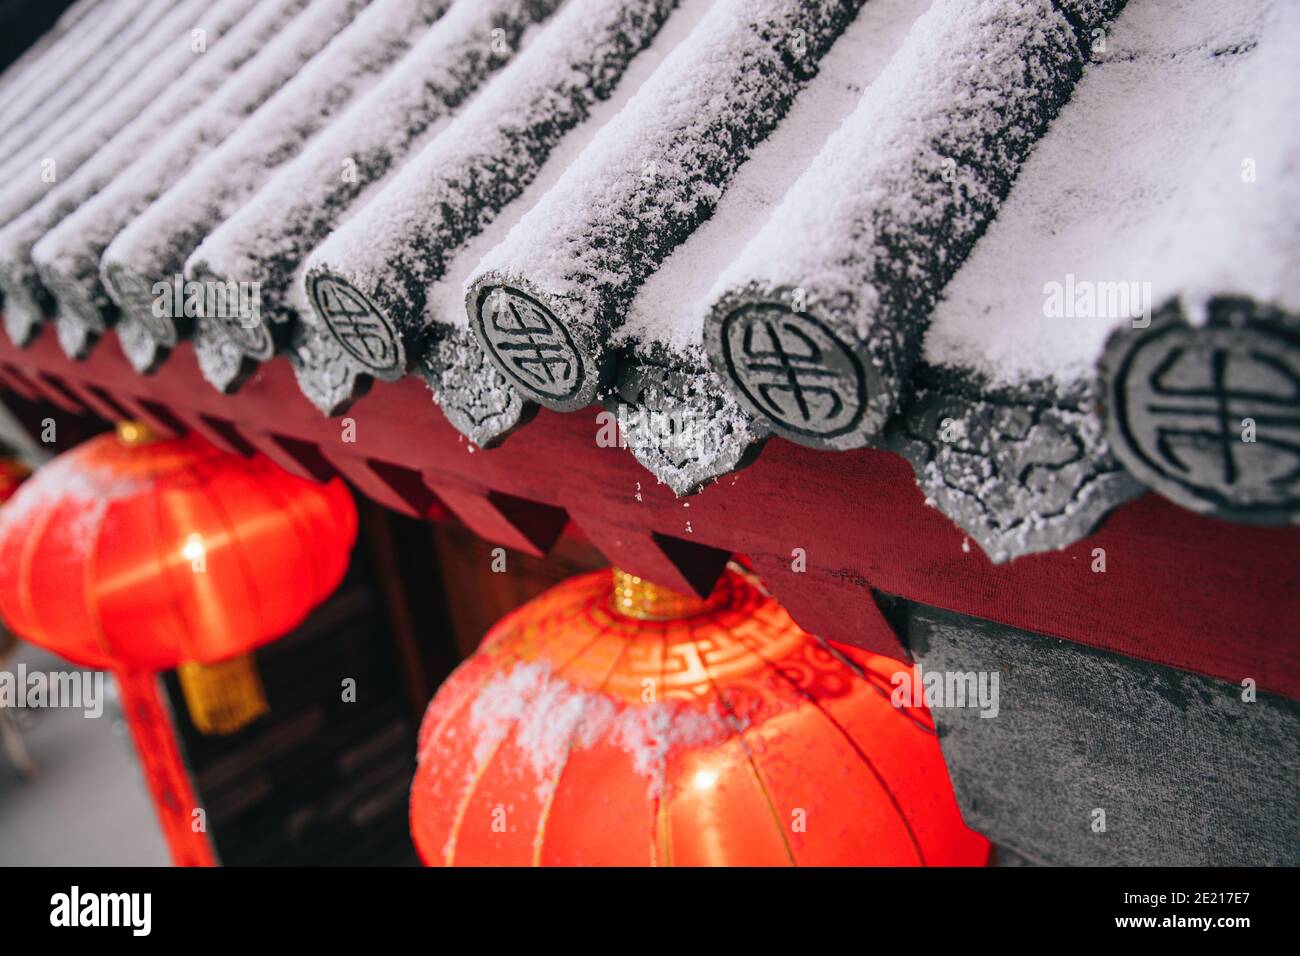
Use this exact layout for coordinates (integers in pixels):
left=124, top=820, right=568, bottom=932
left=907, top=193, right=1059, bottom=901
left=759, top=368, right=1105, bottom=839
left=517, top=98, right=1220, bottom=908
left=412, top=566, right=990, bottom=866
left=0, top=423, right=357, bottom=731
left=0, top=455, right=28, bottom=657
left=0, top=455, right=27, bottom=504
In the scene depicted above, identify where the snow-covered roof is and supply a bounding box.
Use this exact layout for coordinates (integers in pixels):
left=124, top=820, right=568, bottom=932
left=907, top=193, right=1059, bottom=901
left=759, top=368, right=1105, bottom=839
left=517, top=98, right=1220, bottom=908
left=0, top=0, right=1295, bottom=561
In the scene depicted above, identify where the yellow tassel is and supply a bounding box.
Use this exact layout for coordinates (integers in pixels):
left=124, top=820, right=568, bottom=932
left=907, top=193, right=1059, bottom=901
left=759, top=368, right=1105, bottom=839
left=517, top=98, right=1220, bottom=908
left=177, top=655, right=270, bottom=736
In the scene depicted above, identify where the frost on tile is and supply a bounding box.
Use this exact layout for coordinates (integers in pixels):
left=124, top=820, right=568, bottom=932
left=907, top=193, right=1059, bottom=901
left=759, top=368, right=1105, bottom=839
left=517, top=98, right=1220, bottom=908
left=188, top=0, right=565, bottom=373
left=29, top=0, right=373, bottom=361
left=924, top=0, right=1299, bottom=524
left=887, top=378, right=1144, bottom=562
left=703, top=0, right=1089, bottom=451
left=301, top=0, right=683, bottom=393
left=417, top=324, right=534, bottom=449
left=0, top=0, right=315, bottom=353
left=97, top=0, right=453, bottom=370
left=468, top=0, right=867, bottom=413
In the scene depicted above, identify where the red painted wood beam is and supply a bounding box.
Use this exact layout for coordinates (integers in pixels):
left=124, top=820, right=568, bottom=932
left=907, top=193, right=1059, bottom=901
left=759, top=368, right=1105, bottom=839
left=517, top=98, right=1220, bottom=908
left=2, top=326, right=1296, bottom=698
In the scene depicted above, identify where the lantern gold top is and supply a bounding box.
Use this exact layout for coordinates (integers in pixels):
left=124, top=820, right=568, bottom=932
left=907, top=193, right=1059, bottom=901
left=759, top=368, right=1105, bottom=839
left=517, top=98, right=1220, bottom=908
left=610, top=568, right=709, bottom=621
left=115, top=420, right=156, bottom=446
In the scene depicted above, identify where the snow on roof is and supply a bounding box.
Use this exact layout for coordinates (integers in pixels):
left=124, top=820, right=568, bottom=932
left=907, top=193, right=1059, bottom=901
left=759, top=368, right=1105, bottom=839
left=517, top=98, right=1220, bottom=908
left=0, top=0, right=315, bottom=349
left=0, top=0, right=166, bottom=166
left=302, top=0, right=685, bottom=381
left=25, top=0, right=372, bottom=352
left=188, top=0, right=567, bottom=344
left=618, top=0, right=933, bottom=356
left=924, top=0, right=1286, bottom=390
left=99, top=0, right=452, bottom=372
left=0, top=0, right=1295, bottom=559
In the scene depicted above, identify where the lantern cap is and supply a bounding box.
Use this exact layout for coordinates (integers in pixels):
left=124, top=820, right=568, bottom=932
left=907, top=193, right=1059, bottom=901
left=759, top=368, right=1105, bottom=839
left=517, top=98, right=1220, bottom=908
left=115, top=420, right=157, bottom=446
left=610, top=568, right=712, bottom=621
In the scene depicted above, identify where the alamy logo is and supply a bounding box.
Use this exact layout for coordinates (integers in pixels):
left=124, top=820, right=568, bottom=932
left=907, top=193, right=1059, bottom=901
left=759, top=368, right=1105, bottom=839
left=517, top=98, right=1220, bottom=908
left=152, top=274, right=261, bottom=328
left=890, top=663, right=999, bottom=718
left=1042, top=273, right=1152, bottom=328
left=0, top=666, right=103, bottom=718
left=50, top=886, right=151, bottom=936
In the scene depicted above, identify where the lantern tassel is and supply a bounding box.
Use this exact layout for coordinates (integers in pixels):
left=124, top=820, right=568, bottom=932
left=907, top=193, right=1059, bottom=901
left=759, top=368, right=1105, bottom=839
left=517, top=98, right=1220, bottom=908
left=177, top=655, right=269, bottom=736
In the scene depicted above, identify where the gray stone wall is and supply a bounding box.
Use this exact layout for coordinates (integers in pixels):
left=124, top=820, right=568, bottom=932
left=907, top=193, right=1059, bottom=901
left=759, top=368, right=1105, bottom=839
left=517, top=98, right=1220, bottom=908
left=907, top=604, right=1299, bottom=866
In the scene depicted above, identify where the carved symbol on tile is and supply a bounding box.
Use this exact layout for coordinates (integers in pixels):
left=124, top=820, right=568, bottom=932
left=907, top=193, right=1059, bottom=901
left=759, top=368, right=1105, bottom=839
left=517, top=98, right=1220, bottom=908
left=308, top=275, right=402, bottom=376
left=213, top=309, right=272, bottom=360
left=108, top=265, right=175, bottom=346
left=1109, top=315, right=1300, bottom=515
left=475, top=286, right=582, bottom=400
left=195, top=271, right=272, bottom=360
left=721, top=304, right=864, bottom=439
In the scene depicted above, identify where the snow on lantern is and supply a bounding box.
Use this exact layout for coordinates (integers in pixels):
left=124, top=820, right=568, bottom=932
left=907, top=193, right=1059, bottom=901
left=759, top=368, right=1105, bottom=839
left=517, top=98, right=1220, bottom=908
left=0, top=421, right=357, bottom=735
left=411, top=566, right=990, bottom=866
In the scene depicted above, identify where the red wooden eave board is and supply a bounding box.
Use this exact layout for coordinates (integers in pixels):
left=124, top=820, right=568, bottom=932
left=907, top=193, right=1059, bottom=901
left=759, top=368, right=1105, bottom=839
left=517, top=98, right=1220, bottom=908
left=1, top=328, right=1296, bottom=701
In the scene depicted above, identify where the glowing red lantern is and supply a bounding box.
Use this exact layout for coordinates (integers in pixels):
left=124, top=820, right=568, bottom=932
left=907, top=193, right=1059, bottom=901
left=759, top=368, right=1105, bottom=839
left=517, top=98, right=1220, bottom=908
left=0, top=455, right=27, bottom=503
left=412, top=566, right=990, bottom=866
left=0, top=453, right=28, bottom=661
left=0, top=422, right=357, bottom=733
